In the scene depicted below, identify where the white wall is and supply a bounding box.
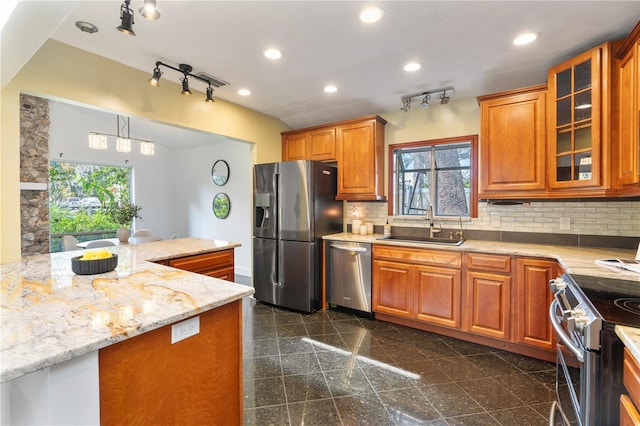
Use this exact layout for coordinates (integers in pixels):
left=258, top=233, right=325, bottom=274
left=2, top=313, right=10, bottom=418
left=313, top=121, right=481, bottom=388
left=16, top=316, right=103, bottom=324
left=175, top=142, right=252, bottom=277
left=48, top=100, right=254, bottom=278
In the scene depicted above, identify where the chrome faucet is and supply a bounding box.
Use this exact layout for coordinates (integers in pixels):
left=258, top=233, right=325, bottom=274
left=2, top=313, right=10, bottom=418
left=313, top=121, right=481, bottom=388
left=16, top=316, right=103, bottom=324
left=425, top=205, right=440, bottom=238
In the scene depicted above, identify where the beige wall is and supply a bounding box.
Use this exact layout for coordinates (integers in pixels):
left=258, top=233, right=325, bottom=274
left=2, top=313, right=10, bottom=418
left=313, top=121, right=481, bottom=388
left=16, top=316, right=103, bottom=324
left=1, top=40, right=289, bottom=263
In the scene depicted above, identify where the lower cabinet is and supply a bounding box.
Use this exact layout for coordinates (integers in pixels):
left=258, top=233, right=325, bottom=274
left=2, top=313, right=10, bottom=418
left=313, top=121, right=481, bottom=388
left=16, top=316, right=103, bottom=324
left=372, top=244, right=557, bottom=362
left=372, top=245, right=462, bottom=327
left=514, top=258, right=556, bottom=350
left=158, top=249, right=235, bottom=280
left=621, top=348, right=640, bottom=425
left=464, top=253, right=512, bottom=340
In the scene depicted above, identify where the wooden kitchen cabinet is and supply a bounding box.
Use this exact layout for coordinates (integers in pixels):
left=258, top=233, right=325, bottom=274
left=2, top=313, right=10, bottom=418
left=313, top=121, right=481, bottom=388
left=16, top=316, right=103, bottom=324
left=372, top=245, right=462, bottom=328
left=282, top=132, right=308, bottom=161
left=163, top=249, right=235, bottom=280
left=547, top=41, right=616, bottom=194
left=615, top=21, right=640, bottom=194
left=514, top=258, right=556, bottom=350
left=336, top=115, right=387, bottom=200
left=464, top=253, right=512, bottom=340
left=621, top=348, right=640, bottom=425
left=477, top=85, right=548, bottom=198
left=281, top=127, right=337, bottom=161
left=281, top=115, right=386, bottom=200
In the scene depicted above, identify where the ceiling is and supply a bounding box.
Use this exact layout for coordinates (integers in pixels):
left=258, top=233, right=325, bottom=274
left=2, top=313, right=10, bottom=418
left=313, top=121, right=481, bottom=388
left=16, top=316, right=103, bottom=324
left=5, top=1, right=640, bottom=129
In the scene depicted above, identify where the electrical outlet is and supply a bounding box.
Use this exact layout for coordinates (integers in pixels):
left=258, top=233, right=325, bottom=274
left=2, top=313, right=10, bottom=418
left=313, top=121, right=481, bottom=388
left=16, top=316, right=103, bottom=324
left=560, top=217, right=571, bottom=231
left=171, top=316, right=200, bottom=344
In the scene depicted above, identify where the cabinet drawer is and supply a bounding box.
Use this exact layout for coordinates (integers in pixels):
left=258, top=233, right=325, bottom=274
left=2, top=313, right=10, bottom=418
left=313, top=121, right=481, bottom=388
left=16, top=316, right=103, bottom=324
left=373, top=245, right=461, bottom=268
left=620, top=395, right=640, bottom=426
left=168, top=250, right=234, bottom=273
left=467, top=253, right=511, bottom=273
left=625, top=348, right=640, bottom=410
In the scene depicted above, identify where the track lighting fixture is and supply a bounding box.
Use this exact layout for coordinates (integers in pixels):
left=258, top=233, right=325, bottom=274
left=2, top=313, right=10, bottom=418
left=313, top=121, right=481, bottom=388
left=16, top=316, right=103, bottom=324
left=148, top=61, right=228, bottom=103
left=116, top=0, right=136, bottom=36
left=400, top=87, right=455, bottom=112
left=139, top=0, right=161, bottom=20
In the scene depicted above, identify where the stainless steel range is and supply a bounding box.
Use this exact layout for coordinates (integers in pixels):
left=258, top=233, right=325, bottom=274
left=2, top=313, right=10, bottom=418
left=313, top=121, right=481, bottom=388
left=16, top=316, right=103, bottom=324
left=549, top=273, right=640, bottom=425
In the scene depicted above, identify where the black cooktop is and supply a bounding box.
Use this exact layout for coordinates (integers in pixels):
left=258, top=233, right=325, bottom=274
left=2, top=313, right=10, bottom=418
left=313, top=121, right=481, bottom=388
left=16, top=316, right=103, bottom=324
left=571, top=274, right=640, bottom=327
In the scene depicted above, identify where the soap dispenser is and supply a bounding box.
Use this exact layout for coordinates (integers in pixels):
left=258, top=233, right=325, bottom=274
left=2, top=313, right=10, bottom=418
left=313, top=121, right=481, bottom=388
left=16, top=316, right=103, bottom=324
left=383, top=219, right=391, bottom=236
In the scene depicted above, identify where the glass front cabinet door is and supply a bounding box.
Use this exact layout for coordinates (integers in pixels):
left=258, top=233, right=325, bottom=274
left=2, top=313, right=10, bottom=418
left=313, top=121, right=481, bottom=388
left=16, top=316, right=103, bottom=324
left=547, top=42, right=612, bottom=190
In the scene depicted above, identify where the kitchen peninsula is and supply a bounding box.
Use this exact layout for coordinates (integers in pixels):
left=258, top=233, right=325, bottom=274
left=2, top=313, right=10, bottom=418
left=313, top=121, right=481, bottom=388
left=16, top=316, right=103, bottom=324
left=1, top=238, right=253, bottom=425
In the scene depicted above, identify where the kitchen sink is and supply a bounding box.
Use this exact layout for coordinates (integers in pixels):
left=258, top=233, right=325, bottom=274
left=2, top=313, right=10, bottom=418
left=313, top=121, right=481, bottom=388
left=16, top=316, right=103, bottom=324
left=377, top=235, right=465, bottom=246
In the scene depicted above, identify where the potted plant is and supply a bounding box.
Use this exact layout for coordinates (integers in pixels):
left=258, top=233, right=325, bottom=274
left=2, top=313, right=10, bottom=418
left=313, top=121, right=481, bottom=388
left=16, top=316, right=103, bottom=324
left=103, top=201, right=142, bottom=242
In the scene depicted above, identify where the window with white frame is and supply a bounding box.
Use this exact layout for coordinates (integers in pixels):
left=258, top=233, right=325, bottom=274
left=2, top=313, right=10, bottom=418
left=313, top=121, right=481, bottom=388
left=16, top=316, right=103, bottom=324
left=389, top=135, right=478, bottom=218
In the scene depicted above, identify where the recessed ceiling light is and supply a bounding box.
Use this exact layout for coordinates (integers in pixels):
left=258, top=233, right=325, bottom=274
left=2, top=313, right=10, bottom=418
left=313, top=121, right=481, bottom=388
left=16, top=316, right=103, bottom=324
left=264, top=48, right=283, bottom=60
left=359, top=6, right=385, bottom=24
left=404, top=62, right=421, bottom=72
left=324, top=85, right=338, bottom=93
left=513, top=32, right=539, bottom=46
left=237, top=89, right=252, bottom=96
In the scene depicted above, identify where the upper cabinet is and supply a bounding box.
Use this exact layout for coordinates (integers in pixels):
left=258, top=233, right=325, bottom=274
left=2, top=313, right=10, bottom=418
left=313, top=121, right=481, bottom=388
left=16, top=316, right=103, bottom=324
left=547, top=42, right=613, bottom=192
left=614, top=20, right=640, bottom=193
left=478, top=85, right=547, bottom=198
left=336, top=116, right=386, bottom=200
left=281, top=115, right=386, bottom=201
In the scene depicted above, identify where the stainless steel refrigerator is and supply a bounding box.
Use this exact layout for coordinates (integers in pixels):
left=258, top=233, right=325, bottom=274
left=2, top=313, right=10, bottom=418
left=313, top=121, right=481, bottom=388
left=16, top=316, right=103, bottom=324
left=253, top=160, right=343, bottom=313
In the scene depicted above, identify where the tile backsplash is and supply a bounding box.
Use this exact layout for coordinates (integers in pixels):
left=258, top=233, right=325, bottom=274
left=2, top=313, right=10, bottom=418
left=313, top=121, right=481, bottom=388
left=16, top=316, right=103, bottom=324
left=346, top=200, right=640, bottom=238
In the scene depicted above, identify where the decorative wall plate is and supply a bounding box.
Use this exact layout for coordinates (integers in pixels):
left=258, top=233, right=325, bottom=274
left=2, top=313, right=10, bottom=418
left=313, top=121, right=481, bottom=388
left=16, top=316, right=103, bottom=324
left=211, top=160, right=229, bottom=186
left=212, top=192, right=230, bottom=219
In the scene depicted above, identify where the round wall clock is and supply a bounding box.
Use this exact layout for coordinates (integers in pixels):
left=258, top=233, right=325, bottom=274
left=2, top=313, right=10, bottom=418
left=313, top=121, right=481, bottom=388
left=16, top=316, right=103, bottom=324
left=211, top=160, right=229, bottom=186
left=212, top=192, right=230, bottom=219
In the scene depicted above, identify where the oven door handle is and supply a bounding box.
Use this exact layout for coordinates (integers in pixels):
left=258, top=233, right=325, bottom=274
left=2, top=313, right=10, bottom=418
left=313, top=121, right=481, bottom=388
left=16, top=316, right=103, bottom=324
left=549, top=299, right=584, bottom=363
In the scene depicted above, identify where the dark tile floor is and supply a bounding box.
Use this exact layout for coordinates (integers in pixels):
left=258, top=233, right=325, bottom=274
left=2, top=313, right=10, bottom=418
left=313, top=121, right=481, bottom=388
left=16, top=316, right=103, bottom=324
left=242, top=297, right=557, bottom=426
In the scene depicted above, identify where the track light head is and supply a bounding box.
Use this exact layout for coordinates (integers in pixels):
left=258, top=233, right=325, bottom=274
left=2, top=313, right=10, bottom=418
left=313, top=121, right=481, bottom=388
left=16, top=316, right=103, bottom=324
left=148, top=65, right=162, bottom=87
left=139, top=0, right=161, bottom=20
left=421, top=95, right=430, bottom=108
left=401, top=98, right=411, bottom=112
left=205, top=85, right=215, bottom=102
left=116, top=0, right=136, bottom=36
left=181, top=77, right=191, bottom=95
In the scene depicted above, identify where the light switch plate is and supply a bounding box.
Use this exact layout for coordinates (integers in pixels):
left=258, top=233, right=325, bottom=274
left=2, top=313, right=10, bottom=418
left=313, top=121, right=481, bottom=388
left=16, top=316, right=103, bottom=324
left=171, top=316, right=200, bottom=344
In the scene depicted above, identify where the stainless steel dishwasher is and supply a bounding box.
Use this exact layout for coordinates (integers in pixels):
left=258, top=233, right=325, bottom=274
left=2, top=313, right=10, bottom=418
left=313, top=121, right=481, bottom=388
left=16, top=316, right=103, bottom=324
left=327, top=241, right=372, bottom=313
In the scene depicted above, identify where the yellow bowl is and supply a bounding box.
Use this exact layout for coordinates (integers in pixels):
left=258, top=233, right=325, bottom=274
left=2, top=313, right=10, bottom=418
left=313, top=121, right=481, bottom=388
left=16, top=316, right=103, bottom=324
left=71, top=254, right=118, bottom=275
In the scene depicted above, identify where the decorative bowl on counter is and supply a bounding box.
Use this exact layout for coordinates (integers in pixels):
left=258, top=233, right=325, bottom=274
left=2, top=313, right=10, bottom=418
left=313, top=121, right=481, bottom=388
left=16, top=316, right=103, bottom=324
left=71, top=254, right=118, bottom=275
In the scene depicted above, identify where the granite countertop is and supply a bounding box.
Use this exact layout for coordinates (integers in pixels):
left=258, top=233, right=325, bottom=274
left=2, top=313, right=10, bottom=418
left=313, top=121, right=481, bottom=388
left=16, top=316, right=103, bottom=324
left=616, top=325, right=640, bottom=364
left=323, top=232, right=640, bottom=283
left=0, top=238, right=253, bottom=383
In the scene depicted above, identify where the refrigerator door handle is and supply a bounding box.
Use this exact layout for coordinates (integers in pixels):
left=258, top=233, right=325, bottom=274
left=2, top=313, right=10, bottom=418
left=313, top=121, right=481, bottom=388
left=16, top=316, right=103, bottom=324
left=330, top=244, right=368, bottom=253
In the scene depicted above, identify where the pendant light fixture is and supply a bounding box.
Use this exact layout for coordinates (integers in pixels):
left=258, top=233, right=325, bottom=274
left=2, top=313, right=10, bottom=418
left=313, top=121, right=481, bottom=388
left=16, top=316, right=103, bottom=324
left=148, top=61, right=228, bottom=103
left=89, top=115, right=155, bottom=156
left=116, top=0, right=136, bottom=36
left=139, top=0, right=161, bottom=20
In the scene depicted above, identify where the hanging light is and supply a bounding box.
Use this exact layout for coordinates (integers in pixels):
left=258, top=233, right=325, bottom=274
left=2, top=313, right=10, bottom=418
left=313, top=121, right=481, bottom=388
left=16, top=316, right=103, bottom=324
left=148, top=65, right=162, bottom=87
left=205, top=85, right=215, bottom=102
left=139, top=0, right=161, bottom=20
left=88, top=133, right=108, bottom=150
left=116, top=0, right=136, bottom=36
left=115, top=115, right=132, bottom=152
left=140, top=141, right=155, bottom=156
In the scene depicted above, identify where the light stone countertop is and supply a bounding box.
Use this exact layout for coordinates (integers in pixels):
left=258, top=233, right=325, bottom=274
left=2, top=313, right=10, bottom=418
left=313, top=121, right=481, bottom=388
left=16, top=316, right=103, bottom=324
left=323, top=232, right=640, bottom=283
left=616, top=325, right=640, bottom=364
left=0, top=238, right=253, bottom=383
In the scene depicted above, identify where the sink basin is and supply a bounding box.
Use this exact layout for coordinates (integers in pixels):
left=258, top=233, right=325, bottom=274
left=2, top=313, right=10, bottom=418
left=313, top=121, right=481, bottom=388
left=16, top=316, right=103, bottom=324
left=377, top=235, right=465, bottom=246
